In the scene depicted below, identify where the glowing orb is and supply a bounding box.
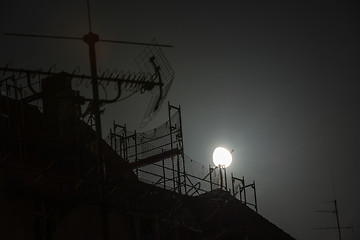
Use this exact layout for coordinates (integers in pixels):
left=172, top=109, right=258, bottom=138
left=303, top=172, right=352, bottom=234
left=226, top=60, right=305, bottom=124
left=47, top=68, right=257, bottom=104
left=212, top=147, right=232, bottom=168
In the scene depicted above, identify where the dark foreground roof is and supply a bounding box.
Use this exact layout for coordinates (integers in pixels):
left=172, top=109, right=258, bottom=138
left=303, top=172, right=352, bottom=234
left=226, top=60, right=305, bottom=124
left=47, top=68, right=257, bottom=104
left=0, top=94, right=295, bottom=240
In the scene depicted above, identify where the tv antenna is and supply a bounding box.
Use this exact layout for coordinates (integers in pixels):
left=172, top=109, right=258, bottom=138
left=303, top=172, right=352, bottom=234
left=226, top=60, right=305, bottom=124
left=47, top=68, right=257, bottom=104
left=314, top=171, right=353, bottom=240
left=3, top=0, right=174, bottom=127
left=1, top=1, right=174, bottom=240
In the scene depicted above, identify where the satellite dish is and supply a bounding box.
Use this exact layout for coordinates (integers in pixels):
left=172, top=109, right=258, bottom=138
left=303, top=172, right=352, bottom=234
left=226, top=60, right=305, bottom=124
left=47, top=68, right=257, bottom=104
left=136, top=39, right=174, bottom=128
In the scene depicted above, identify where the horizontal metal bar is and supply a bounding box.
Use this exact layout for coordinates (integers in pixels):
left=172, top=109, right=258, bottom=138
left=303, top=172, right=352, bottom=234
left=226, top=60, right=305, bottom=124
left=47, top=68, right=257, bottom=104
left=240, top=183, right=255, bottom=189
left=4, top=33, right=173, bottom=48
left=0, top=67, right=162, bottom=85
left=315, top=210, right=335, bottom=213
left=5, top=32, right=82, bottom=41
left=130, top=148, right=181, bottom=169
left=314, top=226, right=351, bottom=230
left=100, top=39, right=173, bottom=48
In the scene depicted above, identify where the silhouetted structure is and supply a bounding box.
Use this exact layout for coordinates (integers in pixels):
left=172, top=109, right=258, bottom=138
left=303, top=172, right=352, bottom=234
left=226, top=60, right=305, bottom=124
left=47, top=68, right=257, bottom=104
left=0, top=71, right=295, bottom=239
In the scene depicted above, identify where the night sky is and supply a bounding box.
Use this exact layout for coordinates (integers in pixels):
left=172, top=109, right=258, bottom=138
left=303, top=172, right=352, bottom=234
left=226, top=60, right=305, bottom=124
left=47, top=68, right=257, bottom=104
left=1, top=1, right=360, bottom=239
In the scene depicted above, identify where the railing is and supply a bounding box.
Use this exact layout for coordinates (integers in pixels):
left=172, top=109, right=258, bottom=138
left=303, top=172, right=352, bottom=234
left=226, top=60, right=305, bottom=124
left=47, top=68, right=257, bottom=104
left=105, top=103, right=258, bottom=212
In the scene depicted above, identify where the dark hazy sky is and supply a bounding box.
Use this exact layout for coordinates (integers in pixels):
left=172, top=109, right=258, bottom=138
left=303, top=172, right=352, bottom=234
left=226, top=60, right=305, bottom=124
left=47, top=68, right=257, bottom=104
left=1, top=1, right=359, bottom=239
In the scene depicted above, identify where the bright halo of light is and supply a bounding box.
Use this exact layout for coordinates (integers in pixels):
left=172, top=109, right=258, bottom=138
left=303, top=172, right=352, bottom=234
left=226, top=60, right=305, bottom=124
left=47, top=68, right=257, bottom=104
left=212, top=147, right=232, bottom=168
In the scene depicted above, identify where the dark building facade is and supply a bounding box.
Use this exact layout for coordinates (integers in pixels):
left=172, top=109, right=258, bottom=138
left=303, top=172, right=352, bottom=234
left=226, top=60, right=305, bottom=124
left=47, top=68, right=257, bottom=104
left=0, top=73, right=295, bottom=240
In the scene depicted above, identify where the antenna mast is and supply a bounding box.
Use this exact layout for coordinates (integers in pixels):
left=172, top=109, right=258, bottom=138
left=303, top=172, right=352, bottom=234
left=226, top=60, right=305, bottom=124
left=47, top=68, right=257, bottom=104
left=2, top=1, right=174, bottom=240
left=87, top=0, right=93, bottom=32
left=314, top=173, right=353, bottom=239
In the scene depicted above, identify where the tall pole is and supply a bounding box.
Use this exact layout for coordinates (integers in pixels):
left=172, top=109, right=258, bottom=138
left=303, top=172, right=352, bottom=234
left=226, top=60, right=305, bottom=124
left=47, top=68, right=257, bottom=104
left=219, top=165, right=223, bottom=190
left=334, top=200, right=342, bottom=240
left=178, top=104, right=187, bottom=194
left=209, top=165, right=213, bottom=191
left=83, top=32, right=108, bottom=240
left=224, top=166, right=227, bottom=191
left=231, top=173, right=234, bottom=196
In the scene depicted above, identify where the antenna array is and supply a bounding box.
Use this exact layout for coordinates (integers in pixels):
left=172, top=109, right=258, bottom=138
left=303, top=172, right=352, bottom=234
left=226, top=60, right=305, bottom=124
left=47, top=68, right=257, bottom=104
left=136, top=39, right=175, bottom=127
left=2, top=2, right=174, bottom=240
left=0, top=61, right=164, bottom=103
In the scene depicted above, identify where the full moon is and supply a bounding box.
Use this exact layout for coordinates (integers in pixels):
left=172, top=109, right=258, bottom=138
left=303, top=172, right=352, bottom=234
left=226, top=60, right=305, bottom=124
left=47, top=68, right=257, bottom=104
left=212, top=147, right=232, bottom=168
